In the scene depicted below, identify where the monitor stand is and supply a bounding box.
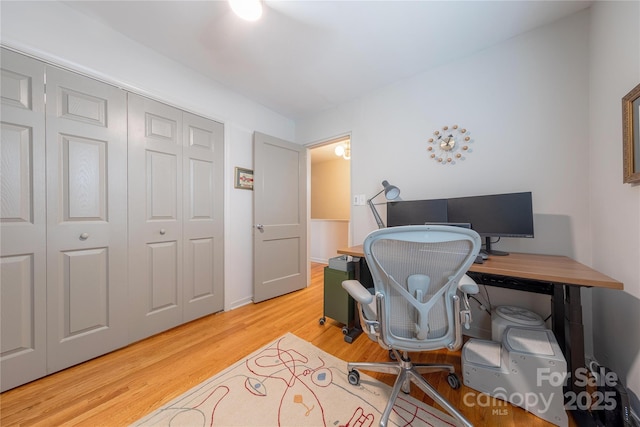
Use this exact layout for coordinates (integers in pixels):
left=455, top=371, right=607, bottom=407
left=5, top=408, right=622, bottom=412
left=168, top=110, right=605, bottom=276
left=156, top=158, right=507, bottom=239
left=483, top=236, right=509, bottom=256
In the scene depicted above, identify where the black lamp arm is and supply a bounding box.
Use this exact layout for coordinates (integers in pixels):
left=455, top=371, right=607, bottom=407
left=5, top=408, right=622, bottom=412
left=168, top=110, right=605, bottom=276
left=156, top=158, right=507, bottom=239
left=367, top=188, right=385, bottom=204
left=367, top=180, right=400, bottom=229
left=368, top=196, right=386, bottom=229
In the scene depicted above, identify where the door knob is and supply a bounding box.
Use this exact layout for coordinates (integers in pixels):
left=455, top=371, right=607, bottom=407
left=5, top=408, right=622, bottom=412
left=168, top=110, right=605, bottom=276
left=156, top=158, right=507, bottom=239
left=79, top=233, right=89, bottom=240
left=256, top=224, right=264, bottom=232
left=160, top=229, right=166, bottom=235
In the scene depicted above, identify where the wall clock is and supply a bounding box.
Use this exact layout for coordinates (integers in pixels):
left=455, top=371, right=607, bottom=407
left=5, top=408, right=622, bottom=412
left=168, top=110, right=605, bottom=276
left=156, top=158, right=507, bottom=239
left=427, top=125, right=472, bottom=164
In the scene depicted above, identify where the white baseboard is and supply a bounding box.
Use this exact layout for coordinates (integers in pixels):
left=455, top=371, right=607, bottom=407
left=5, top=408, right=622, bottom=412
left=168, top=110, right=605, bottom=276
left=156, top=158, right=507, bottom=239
left=227, top=296, right=253, bottom=311
left=310, top=257, right=328, bottom=263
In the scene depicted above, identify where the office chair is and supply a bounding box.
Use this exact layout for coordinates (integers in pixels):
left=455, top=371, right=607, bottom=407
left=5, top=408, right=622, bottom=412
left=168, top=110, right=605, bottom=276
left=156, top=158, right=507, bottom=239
left=342, top=225, right=481, bottom=427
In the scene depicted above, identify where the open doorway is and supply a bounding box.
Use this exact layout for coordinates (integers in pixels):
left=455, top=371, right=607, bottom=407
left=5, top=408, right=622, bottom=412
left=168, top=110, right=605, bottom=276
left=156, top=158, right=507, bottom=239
left=309, top=136, right=351, bottom=263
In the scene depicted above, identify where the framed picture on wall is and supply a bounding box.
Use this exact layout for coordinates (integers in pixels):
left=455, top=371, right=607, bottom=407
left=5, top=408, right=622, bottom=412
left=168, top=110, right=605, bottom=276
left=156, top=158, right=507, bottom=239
left=234, top=167, right=254, bottom=190
left=623, top=83, right=640, bottom=184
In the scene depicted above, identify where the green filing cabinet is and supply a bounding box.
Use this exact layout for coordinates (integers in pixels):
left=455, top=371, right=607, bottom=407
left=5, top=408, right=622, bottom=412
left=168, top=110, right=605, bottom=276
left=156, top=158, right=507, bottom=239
left=321, top=266, right=357, bottom=342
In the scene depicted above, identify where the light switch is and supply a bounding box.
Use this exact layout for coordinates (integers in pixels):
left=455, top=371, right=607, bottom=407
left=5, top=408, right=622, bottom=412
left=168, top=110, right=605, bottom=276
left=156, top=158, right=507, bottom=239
left=353, top=194, right=366, bottom=206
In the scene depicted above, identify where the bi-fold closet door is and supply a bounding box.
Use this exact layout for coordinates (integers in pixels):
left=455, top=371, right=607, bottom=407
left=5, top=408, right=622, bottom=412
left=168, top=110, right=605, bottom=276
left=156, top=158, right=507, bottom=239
left=0, top=49, right=48, bottom=391
left=44, top=65, right=129, bottom=373
left=0, top=49, right=129, bottom=389
left=0, top=49, right=224, bottom=391
left=128, top=94, right=224, bottom=342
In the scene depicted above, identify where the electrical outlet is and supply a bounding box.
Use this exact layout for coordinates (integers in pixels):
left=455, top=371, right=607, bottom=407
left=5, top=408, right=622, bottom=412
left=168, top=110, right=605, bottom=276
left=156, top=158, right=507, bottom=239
left=353, top=194, right=366, bottom=206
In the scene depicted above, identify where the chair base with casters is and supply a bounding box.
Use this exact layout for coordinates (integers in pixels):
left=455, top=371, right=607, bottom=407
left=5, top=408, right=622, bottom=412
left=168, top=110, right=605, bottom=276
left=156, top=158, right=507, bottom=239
left=346, top=347, right=470, bottom=427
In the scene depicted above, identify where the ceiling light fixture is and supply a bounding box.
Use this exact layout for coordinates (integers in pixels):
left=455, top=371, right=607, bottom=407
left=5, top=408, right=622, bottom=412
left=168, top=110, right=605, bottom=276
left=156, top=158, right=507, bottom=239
left=334, top=140, right=351, bottom=160
left=228, top=0, right=263, bottom=21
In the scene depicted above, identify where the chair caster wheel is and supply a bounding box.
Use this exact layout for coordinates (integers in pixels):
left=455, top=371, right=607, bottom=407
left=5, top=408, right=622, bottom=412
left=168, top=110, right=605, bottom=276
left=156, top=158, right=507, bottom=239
left=342, top=326, right=349, bottom=335
left=348, top=370, right=360, bottom=386
left=447, top=373, right=461, bottom=389
left=319, top=317, right=325, bottom=325
left=388, top=349, right=397, bottom=361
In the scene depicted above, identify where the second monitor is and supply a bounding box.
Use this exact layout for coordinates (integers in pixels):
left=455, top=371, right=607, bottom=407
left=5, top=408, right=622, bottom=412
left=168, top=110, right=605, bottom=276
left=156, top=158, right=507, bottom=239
left=386, top=199, right=448, bottom=227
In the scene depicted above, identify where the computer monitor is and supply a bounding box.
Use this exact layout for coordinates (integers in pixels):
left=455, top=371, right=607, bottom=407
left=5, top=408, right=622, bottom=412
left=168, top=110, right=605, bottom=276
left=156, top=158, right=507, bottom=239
left=386, top=199, right=448, bottom=227
left=447, top=192, right=534, bottom=256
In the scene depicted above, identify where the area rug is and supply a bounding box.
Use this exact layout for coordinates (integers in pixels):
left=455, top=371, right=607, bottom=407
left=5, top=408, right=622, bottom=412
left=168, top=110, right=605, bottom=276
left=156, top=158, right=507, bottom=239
left=132, top=333, right=456, bottom=427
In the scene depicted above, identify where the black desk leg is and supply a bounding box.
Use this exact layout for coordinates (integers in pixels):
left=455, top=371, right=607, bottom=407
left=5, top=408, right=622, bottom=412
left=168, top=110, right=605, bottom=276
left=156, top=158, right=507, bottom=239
left=554, top=284, right=588, bottom=396
left=552, top=284, right=566, bottom=356
left=566, top=285, right=586, bottom=394
left=553, top=284, right=587, bottom=393
left=563, top=285, right=595, bottom=425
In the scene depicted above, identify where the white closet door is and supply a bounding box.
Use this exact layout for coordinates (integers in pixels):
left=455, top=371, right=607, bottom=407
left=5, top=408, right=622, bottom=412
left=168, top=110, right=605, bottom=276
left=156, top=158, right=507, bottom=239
left=128, top=94, right=183, bottom=341
left=45, top=66, right=128, bottom=373
left=182, top=112, right=224, bottom=321
left=0, top=49, right=47, bottom=391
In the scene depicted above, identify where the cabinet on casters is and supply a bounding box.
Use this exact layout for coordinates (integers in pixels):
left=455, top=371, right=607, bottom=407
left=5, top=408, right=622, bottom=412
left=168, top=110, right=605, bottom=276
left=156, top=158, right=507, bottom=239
left=320, top=265, right=361, bottom=343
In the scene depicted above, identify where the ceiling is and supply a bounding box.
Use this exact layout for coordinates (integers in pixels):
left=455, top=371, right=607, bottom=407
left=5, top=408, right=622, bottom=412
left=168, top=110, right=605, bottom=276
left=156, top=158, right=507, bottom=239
left=63, top=0, right=592, bottom=120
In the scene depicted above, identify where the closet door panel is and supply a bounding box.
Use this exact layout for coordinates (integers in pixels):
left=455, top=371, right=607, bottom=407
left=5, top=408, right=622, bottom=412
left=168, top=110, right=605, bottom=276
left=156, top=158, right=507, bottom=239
left=64, top=136, right=107, bottom=220
left=128, top=94, right=183, bottom=341
left=62, top=248, right=108, bottom=334
left=0, top=49, right=46, bottom=392
left=45, top=66, right=128, bottom=373
left=182, top=112, right=224, bottom=321
left=148, top=241, right=179, bottom=309
left=1, top=255, right=35, bottom=348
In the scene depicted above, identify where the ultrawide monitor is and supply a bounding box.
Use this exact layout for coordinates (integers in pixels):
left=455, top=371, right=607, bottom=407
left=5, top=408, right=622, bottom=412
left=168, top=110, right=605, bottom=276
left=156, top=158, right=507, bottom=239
left=447, top=191, right=534, bottom=255
left=446, top=192, right=534, bottom=239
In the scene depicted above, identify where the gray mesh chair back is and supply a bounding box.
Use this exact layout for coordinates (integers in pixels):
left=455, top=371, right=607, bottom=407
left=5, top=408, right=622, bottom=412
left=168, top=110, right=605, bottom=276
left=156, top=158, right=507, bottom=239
left=365, top=226, right=478, bottom=352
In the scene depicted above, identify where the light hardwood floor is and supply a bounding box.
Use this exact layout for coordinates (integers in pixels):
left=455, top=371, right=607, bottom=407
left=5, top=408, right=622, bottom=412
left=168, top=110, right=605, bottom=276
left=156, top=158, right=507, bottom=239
left=1, top=263, right=576, bottom=426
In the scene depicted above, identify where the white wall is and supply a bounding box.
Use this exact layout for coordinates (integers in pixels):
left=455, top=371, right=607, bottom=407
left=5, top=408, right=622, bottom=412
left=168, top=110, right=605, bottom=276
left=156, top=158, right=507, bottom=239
left=310, top=220, right=349, bottom=263
left=0, top=1, right=295, bottom=311
left=298, top=11, right=592, bottom=261
left=297, top=11, right=592, bottom=338
left=588, top=0, right=640, bottom=413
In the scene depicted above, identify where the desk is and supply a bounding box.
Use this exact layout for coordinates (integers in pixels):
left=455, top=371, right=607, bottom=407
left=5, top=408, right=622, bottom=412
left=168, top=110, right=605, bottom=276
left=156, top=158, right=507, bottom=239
left=337, top=245, right=624, bottom=393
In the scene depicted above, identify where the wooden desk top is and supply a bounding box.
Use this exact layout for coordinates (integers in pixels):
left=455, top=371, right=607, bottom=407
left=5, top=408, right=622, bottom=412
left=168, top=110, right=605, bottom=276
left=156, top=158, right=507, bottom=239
left=337, top=245, right=623, bottom=290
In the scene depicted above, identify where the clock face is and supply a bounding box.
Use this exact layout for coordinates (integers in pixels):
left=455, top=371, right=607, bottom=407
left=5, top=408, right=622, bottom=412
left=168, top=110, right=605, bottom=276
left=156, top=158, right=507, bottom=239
left=427, top=125, right=472, bottom=164
left=440, top=136, right=455, bottom=151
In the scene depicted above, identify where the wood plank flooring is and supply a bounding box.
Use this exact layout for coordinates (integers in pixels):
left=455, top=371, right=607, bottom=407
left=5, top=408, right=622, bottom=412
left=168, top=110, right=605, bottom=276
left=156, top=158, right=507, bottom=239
left=0, top=263, right=576, bottom=426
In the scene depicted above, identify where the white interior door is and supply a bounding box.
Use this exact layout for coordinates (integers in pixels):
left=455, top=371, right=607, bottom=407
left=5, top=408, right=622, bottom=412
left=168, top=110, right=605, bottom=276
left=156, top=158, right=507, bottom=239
left=45, top=65, right=128, bottom=373
left=253, top=132, right=307, bottom=303
left=182, top=112, right=224, bottom=321
left=0, top=49, right=47, bottom=391
left=128, top=94, right=183, bottom=341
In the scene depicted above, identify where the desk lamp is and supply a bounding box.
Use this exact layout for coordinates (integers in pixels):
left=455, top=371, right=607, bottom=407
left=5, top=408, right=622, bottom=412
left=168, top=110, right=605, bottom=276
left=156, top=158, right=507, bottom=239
left=368, top=180, right=401, bottom=228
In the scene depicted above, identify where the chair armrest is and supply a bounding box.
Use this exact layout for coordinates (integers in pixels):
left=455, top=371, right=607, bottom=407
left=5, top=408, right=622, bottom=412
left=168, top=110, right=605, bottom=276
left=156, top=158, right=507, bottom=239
left=456, top=275, right=477, bottom=332
left=342, top=280, right=373, bottom=305
left=458, top=274, right=479, bottom=295
left=343, top=280, right=377, bottom=322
